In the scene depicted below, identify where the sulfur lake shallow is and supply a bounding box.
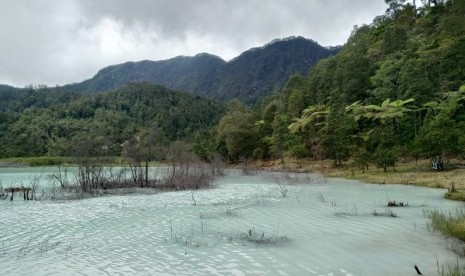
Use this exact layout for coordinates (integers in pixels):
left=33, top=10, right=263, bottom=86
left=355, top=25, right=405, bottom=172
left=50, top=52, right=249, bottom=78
left=0, top=167, right=463, bottom=276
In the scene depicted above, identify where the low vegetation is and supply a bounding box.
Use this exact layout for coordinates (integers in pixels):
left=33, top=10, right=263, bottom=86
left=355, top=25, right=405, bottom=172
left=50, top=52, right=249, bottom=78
left=387, top=200, right=408, bottom=207
left=437, top=259, right=465, bottom=276
left=0, top=156, right=73, bottom=167
left=373, top=209, right=397, bottom=218
left=239, top=229, right=289, bottom=245
left=446, top=191, right=465, bottom=202
left=421, top=203, right=465, bottom=275
left=425, top=209, right=465, bottom=244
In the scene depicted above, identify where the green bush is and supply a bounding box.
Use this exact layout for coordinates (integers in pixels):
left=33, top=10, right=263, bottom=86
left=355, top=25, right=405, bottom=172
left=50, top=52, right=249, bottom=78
left=374, top=148, right=398, bottom=172
left=288, top=144, right=309, bottom=159
left=446, top=191, right=465, bottom=202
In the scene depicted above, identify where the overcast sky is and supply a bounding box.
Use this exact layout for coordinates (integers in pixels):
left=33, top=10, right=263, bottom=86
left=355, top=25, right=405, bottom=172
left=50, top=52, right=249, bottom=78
left=0, top=0, right=388, bottom=87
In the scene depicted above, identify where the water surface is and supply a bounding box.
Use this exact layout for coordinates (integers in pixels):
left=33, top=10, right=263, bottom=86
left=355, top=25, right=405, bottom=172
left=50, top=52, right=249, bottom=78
left=0, top=168, right=462, bottom=275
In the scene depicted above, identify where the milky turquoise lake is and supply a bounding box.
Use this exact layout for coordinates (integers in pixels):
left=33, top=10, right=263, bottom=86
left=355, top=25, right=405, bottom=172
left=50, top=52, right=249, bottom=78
left=0, top=168, right=463, bottom=275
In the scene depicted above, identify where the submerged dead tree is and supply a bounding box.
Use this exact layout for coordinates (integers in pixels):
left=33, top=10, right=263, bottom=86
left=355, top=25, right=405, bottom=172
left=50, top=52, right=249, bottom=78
left=124, top=141, right=145, bottom=187
left=123, top=128, right=165, bottom=187
left=163, top=141, right=214, bottom=190
left=72, top=138, right=111, bottom=192
left=50, top=166, right=71, bottom=189
left=47, top=136, right=218, bottom=197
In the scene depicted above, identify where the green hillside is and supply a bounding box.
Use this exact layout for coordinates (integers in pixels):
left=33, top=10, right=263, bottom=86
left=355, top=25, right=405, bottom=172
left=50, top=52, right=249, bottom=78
left=0, top=82, right=224, bottom=158
left=214, top=0, right=465, bottom=168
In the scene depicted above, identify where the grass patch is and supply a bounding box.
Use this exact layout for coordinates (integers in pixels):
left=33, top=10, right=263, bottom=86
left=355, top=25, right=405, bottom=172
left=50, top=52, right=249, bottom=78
left=373, top=209, right=398, bottom=217
left=425, top=209, right=465, bottom=242
left=446, top=191, right=465, bottom=202
left=437, top=259, right=465, bottom=276
left=0, top=156, right=72, bottom=167
left=387, top=200, right=408, bottom=207
left=240, top=229, right=289, bottom=245
left=0, top=156, right=125, bottom=167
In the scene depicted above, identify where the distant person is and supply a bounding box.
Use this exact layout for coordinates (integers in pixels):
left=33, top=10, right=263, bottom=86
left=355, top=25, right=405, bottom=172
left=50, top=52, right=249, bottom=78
left=432, top=156, right=439, bottom=170
left=438, top=156, right=444, bottom=170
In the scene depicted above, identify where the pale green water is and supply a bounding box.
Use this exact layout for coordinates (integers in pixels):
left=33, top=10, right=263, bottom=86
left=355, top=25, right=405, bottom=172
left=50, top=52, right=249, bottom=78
left=0, top=167, right=463, bottom=276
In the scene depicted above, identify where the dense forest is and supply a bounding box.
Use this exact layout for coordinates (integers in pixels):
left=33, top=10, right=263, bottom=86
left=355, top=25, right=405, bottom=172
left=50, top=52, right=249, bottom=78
left=212, top=0, right=465, bottom=170
left=0, top=83, right=224, bottom=158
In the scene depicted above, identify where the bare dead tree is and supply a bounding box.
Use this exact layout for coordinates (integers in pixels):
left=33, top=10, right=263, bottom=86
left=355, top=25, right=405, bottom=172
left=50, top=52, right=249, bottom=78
left=106, top=167, right=130, bottom=188
left=191, top=189, right=197, bottom=205
left=271, top=172, right=294, bottom=198
left=50, top=166, right=71, bottom=189
left=123, top=141, right=145, bottom=187
left=27, top=174, right=41, bottom=200
left=123, top=128, right=165, bottom=187
left=162, top=141, right=214, bottom=190
left=209, top=153, right=224, bottom=176
left=72, top=138, right=110, bottom=192
left=0, top=181, right=6, bottom=200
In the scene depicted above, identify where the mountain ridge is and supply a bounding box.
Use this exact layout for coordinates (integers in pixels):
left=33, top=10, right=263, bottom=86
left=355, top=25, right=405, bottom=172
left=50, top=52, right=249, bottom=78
left=66, top=36, right=340, bottom=104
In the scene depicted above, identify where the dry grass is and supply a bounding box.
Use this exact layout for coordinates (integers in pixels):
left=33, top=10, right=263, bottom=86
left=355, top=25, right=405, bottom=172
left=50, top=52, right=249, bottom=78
left=249, top=158, right=465, bottom=190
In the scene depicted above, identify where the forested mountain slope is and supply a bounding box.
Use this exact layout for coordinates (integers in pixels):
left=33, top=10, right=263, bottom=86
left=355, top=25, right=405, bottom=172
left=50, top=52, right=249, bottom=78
left=66, top=37, right=339, bottom=104
left=0, top=83, right=224, bottom=158
left=0, top=85, right=81, bottom=113
left=214, top=0, right=465, bottom=168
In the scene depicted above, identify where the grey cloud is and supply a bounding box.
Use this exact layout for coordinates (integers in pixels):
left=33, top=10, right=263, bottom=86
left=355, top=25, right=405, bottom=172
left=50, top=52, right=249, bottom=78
left=0, top=0, right=387, bottom=87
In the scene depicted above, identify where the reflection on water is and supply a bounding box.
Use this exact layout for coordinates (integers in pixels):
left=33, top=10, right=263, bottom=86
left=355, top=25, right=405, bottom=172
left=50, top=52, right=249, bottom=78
left=0, top=168, right=463, bottom=276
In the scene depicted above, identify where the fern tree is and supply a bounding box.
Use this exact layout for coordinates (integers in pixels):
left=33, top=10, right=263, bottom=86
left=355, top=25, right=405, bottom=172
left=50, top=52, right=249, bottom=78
left=415, top=87, right=465, bottom=162
left=347, top=98, right=416, bottom=171
left=289, top=104, right=329, bottom=159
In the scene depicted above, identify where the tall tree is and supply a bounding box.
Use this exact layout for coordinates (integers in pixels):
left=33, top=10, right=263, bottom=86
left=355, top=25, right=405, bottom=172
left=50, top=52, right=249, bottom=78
left=216, top=100, right=259, bottom=166
left=123, top=127, right=166, bottom=187
left=289, top=104, right=329, bottom=159
left=347, top=98, right=415, bottom=171
left=386, top=0, right=407, bottom=15
left=415, top=87, right=465, bottom=160
left=322, top=101, right=355, bottom=166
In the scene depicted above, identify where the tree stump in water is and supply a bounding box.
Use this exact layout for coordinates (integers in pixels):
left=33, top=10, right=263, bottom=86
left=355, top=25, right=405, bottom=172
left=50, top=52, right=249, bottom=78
left=4, top=187, right=32, bottom=201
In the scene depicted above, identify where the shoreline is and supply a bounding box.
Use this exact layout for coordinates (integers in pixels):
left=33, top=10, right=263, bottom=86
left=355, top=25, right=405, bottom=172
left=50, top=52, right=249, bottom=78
left=245, top=158, right=465, bottom=191
left=2, top=156, right=464, bottom=188
left=1, top=156, right=464, bottom=196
